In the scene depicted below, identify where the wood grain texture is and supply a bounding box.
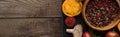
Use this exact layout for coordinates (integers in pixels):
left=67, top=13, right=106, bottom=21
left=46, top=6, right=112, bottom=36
left=0, top=0, right=62, bottom=17
left=0, top=18, right=62, bottom=37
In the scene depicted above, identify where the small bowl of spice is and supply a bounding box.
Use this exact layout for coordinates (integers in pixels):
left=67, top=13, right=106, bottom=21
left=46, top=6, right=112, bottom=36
left=82, top=0, right=120, bottom=31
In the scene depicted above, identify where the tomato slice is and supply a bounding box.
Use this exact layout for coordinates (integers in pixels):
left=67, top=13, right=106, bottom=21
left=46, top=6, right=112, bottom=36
left=65, top=17, right=76, bottom=27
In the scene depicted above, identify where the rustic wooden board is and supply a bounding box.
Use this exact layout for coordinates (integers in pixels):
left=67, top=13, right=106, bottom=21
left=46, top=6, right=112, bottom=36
left=0, top=0, right=62, bottom=17
left=0, top=18, right=62, bottom=37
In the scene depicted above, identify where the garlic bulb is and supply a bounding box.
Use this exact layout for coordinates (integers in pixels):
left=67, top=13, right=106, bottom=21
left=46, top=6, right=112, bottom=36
left=66, top=24, right=83, bottom=37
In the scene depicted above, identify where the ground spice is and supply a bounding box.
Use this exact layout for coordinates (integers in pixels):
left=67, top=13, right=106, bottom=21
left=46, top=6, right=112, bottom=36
left=65, top=17, right=76, bottom=27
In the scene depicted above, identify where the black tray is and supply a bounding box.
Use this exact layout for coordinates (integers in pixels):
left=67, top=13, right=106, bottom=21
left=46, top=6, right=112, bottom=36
left=62, top=14, right=120, bottom=37
left=62, top=0, right=120, bottom=37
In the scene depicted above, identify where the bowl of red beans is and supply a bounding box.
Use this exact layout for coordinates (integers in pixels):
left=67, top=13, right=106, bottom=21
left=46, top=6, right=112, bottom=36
left=82, top=0, right=120, bottom=31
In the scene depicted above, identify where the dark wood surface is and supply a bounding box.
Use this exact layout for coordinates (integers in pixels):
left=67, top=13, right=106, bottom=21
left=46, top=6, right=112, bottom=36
left=0, top=0, right=63, bottom=37
left=0, top=18, right=62, bottom=37
left=0, top=0, right=62, bottom=17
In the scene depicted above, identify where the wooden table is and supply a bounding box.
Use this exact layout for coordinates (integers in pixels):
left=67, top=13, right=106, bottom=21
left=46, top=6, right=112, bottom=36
left=0, top=0, right=63, bottom=37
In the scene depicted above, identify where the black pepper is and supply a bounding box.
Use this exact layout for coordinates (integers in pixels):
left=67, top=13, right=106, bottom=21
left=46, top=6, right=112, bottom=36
left=85, top=0, right=119, bottom=27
